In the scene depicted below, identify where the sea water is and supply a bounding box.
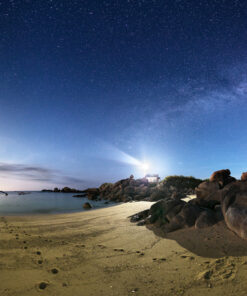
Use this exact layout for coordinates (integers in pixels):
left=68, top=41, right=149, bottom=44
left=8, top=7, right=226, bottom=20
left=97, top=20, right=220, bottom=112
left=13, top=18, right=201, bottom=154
left=0, top=191, right=115, bottom=215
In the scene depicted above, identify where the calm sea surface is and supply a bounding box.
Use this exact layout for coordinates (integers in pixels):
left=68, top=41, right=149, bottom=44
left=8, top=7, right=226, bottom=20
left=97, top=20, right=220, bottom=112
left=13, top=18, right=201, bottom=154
left=0, top=191, right=115, bottom=215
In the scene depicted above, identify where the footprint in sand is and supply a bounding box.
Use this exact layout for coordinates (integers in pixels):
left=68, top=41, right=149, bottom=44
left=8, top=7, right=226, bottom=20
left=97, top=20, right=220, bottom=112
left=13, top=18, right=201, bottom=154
left=97, top=244, right=106, bottom=249
left=36, top=251, right=42, bottom=255
left=159, top=258, right=166, bottom=261
left=196, top=257, right=237, bottom=282
left=114, top=248, right=124, bottom=252
left=153, top=258, right=166, bottom=262
left=134, top=251, right=144, bottom=256
left=38, top=282, right=48, bottom=290
left=51, top=268, right=59, bottom=274
left=180, top=255, right=195, bottom=260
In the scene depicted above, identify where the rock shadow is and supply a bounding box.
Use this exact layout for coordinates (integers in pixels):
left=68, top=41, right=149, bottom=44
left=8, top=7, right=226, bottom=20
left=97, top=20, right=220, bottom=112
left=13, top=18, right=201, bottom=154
left=146, top=221, right=247, bottom=258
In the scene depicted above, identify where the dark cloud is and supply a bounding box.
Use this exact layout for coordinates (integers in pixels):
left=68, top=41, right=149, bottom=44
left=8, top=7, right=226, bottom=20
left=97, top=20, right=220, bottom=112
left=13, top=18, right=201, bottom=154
left=0, top=162, right=84, bottom=187
left=0, top=163, right=51, bottom=174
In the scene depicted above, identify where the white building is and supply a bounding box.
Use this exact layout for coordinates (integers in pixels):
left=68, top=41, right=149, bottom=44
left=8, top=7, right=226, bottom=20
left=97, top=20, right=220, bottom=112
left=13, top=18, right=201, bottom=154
left=145, top=174, right=160, bottom=183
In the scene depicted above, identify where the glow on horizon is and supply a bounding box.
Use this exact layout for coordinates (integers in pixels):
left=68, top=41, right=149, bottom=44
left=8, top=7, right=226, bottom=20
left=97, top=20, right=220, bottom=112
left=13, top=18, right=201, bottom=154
left=0, top=143, right=171, bottom=190
left=0, top=177, right=50, bottom=191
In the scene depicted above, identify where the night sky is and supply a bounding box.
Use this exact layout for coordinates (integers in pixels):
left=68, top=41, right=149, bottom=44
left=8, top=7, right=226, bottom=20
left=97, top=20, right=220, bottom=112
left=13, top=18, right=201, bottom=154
left=1, top=0, right=247, bottom=190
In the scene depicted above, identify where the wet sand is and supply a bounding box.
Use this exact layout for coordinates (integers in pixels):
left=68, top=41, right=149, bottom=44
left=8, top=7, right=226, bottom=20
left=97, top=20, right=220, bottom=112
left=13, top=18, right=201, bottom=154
left=1, top=201, right=247, bottom=296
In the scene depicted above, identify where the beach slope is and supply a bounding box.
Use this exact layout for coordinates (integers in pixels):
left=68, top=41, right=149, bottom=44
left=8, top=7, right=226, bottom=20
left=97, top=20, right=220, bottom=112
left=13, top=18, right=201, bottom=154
left=1, top=201, right=247, bottom=296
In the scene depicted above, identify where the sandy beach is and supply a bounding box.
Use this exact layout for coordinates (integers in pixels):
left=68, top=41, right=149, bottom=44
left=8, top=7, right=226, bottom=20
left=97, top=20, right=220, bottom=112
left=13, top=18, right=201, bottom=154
left=1, top=201, right=247, bottom=296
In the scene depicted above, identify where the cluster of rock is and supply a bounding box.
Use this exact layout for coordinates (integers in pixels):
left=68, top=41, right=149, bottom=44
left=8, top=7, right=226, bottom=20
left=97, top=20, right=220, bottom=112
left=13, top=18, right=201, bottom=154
left=130, top=169, right=247, bottom=240
left=41, top=187, right=84, bottom=193
left=76, top=175, right=203, bottom=203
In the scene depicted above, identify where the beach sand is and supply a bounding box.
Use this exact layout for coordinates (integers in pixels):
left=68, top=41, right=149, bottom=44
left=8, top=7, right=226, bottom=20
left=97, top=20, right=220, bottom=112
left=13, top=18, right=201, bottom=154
left=1, top=201, right=247, bottom=296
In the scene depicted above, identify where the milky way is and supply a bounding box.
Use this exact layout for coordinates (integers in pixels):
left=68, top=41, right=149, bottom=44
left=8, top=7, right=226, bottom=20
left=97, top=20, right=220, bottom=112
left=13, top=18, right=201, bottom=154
left=1, top=1, right=247, bottom=189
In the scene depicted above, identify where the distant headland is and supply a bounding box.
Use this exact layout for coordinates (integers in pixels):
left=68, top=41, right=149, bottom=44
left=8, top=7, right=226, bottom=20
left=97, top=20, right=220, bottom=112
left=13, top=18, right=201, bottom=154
left=41, top=187, right=84, bottom=193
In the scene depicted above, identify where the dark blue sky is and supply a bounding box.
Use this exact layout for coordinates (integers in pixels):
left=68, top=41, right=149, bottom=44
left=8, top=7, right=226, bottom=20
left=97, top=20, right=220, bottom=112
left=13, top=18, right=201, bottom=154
left=1, top=0, right=247, bottom=190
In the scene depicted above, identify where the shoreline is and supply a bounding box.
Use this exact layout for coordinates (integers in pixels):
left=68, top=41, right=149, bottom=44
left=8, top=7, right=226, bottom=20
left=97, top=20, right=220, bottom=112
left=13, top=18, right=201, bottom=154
left=1, top=202, right=247, bottom=296
left=0, top=201, right=123, bottom=217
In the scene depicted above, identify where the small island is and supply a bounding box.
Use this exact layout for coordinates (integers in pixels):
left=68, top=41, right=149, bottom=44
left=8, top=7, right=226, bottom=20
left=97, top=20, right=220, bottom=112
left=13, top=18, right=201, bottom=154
left=41, top=187, right=84, bottom=193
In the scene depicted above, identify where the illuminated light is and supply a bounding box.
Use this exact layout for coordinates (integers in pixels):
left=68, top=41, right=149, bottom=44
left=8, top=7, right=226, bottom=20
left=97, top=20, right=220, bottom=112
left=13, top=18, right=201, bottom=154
left=140, top=162, right=149, bottom=172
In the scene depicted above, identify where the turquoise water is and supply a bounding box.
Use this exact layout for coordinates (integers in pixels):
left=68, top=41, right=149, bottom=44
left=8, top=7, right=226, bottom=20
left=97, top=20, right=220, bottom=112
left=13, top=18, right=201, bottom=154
left=0, top=191, right=114, bottom=215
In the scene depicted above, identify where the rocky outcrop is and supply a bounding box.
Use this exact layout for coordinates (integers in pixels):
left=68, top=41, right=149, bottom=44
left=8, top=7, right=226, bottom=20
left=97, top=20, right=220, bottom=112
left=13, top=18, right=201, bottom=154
left=130, top=198, right=205, bottom=233
left=60, top=187, right=84, bottom=193
left=130, top=169, right=247, bottom=240
left=81, top=175, right=203, bottom=203
left=0, top=191, right=8, bottom=196
left=84, top=188, right=100, bottom=200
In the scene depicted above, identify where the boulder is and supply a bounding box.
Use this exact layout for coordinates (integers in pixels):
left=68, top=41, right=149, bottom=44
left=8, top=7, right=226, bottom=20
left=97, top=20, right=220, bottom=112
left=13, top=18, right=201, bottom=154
left=195, top=210, right=217, bottom=229
left=221, top=182, right=247, bottom=239
left=195, top=181, right=221, bottom=202
left=150, top=190, right=168, bottom=201
left=114, top=178, right=130, bottom=188
left=165, top=202, right=185, bottom=222
left=169, top=203, right=202, bottom=229
left=85, top=188, right=99, bottom=200
left=170, top=191, right=186, bottom=200
left=241, top=172, right=247, bottom=181
left=123, top=186, right=135, bottom=195
left=121, top=195, right=132, bottom=202
left=209, top=169, right=235, bottom=188
left=83, top=202, right=92, bottom=209
left=130, top=209, right=150, bottom=223
left=148, top=199, right=183, bottom=224
left=189, top=197, right=219, bottom=209
left=214, top=204, right=224, bottom=221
